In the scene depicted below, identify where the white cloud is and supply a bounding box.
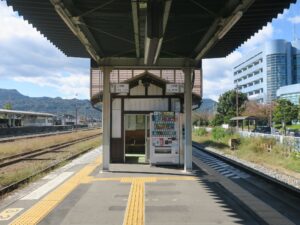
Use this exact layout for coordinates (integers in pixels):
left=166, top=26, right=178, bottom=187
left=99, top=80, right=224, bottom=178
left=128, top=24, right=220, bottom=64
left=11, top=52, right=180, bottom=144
left=203, top=77, right=233, bottom=101
left=202, top=23, right=274, bottom=100
left=277, top=9, right=289, bottom=20
left=202, top=51, right=242, bottom=101
left=0, top=3, right=43, bottom=41
left=0, top=2, right=90, bottom=99
left=240, top=23, right=274, bottom=52
left=12, top=73, right=90, bottom=99
left=288, top=16, right=300, bottom=24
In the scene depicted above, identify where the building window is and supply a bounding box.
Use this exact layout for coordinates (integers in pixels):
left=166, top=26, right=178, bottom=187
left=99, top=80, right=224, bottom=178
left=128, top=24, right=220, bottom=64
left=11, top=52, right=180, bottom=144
left=266, top=54, right=287, bottom=102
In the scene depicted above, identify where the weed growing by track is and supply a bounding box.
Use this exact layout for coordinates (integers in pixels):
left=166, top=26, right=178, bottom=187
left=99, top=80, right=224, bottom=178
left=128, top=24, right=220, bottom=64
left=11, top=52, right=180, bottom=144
left=193, top=128, right=300, bottom=176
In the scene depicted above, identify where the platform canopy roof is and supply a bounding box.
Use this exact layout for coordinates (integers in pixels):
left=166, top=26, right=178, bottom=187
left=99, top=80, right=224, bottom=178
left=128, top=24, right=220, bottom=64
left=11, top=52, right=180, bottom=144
left=4, top=0, right=296, bottom=68
left=0, top=109, right=55, bottom=117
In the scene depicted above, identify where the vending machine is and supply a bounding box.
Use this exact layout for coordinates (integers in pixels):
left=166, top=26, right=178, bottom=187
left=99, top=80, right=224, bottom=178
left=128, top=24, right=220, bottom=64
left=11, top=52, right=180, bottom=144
left=150, top=112, right=181, bottom=165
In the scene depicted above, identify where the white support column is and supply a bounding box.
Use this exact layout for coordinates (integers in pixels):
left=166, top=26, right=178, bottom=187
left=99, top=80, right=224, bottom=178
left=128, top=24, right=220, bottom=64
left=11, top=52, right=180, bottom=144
left=183, top=68, right=192, bottom=171
left=101, top=67, right=112, bottom=171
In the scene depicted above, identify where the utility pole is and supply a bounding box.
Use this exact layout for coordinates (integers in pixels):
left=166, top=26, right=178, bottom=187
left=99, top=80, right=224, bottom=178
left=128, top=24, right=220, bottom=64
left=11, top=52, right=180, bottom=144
left=269, top=101, right=273, bottom=128
left=75, top=93, right=78, bottom=130
left=236, top=84, right=239, bottom=129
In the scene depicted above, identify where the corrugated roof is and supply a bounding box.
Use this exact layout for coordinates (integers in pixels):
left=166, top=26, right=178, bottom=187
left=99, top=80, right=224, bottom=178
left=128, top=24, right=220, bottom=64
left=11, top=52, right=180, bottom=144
left=205, top=0, right=296, bottom=58
left=3, top=0, right=296, bottom=60
left=0, top=109, right=55, bottom=117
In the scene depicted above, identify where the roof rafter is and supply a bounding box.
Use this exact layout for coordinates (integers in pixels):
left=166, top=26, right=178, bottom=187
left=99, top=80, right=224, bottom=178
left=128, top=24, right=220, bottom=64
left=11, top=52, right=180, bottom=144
left=131, top=0, right=140, bottom=58
left=76, top=0, right=116, bottom=18
left=144, top=0, right=172, bottom=65
left=50, top=0, right=104, bottom=62
left=193, top=0, right=255, bottom=61
left=188, top=0, right=218, bottom=18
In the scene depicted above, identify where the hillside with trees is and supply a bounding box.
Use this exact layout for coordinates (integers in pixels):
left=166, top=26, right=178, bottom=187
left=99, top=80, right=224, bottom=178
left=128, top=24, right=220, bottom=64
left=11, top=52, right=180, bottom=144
left=0, top=89, right=101, bottom=119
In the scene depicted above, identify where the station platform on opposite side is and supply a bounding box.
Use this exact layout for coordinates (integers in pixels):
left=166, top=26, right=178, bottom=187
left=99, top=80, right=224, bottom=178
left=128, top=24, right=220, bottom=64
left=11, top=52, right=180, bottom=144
left=0, top=147, right=269, bottom=225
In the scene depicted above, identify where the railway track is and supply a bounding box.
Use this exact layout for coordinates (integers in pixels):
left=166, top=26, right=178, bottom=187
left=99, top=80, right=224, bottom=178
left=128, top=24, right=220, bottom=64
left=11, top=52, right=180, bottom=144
left=0, top=133, right=101, bottom=169
left=0, top=127, right=101, bottom=143
left=0, top=133, right=101, bottom=196
left=192, top=142, right=300, bottom=225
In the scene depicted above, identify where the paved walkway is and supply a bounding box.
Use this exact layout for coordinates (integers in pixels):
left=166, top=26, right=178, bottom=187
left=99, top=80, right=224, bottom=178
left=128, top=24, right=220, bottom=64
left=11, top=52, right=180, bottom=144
left=0, top=147, right=260, bottom=225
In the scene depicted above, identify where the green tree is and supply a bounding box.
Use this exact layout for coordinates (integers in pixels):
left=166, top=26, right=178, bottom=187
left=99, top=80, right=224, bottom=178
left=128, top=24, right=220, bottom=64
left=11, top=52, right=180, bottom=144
left=210, top=114, right=224, bottom=126
left=299, top=97, right=300, bottom=121
left=3, top=103, right=13, bottom=110
left=273, top=99, right=298, bottom=126
left=214, top=89, right=248, bottom=125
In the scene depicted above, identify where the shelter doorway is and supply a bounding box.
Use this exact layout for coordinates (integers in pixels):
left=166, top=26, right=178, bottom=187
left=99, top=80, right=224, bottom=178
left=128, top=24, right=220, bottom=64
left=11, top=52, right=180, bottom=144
left=124, top=114, right=149, bottom=164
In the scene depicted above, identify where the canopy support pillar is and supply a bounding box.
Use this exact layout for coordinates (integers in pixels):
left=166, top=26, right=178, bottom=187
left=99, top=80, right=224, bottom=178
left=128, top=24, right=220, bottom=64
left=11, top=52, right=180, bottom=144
left=101, top=67, right=112, bottom=171
left=184, top=68, right=193, bottom=172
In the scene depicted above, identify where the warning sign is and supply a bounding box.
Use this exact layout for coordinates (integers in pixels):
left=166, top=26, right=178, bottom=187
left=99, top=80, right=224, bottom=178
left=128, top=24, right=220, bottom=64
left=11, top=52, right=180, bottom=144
left=0, top=208, right=23, bottom=221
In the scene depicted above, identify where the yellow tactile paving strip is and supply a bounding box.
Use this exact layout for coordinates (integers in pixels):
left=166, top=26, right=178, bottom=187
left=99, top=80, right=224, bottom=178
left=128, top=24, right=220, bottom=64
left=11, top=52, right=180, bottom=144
left=122, top=180, right=145, bottom=225
left=9, top=154, right=196, bottom=225
left=122, top=177, right=156, bottom=225
left=9, top=157, right=102, bottom=225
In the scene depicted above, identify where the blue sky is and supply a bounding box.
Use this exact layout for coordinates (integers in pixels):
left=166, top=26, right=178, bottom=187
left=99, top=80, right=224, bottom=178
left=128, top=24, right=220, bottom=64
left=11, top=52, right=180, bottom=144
left=0, top=1, right=300, bottom=100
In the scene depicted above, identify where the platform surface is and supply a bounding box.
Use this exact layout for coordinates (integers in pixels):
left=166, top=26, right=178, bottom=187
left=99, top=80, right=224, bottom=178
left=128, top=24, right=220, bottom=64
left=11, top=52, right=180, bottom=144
left=0, top=148, right=261, bottom=225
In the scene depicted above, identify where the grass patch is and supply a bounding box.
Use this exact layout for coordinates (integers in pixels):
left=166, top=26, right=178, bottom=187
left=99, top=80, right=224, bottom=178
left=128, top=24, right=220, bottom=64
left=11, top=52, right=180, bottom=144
left=235, top=137, right=300, bottom=173
left=193, top=128, right=208, bottom=136
left=274, top=124, right=300, bottom=131
left=287, top=124, right=300, bottom=130
left=193, top=132, right=230, bottom=150
left=193, top=128, right=300, bottom=175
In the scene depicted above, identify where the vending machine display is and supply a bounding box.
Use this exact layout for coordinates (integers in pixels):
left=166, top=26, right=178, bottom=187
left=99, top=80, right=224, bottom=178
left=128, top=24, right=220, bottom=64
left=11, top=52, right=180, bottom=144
left=150, top=112, right=180, bottom=165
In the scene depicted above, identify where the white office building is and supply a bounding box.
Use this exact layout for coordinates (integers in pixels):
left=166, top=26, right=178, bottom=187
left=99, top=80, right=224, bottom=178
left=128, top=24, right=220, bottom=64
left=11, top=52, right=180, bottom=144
left=233, top=39, right=300, bottom=103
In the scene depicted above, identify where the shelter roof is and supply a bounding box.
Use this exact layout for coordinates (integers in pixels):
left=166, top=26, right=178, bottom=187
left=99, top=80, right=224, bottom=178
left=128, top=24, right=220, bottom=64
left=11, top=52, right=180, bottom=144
left=4, top=0, right=296, bottom=67
left=122, top=71, right=169, bottom=86
left=90, top=70, right=201, bottom=108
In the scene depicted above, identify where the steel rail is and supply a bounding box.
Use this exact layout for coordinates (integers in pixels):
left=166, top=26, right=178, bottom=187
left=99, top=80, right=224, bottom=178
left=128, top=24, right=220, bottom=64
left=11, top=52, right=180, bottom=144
left=0, top=145, right=97, bottom=197
left=0, top=133, right=101, bottom=169
left=0, top=127, right=101, bottom=143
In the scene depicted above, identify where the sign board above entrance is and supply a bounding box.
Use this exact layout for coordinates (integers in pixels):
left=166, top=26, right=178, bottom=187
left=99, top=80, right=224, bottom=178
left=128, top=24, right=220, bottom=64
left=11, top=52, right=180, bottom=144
left=166, top=84, right=184, bottom=93
left=110, top=84, right=129, bottom=93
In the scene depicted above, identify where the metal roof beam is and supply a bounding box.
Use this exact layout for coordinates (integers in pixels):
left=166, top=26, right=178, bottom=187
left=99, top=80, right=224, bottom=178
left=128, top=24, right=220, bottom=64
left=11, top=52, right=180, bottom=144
left=193, top=0, right=255, bottom=61
left=144, top=0, right=172, bottom=65
left=188, top=0, right=217, bottom=18
left=131, top=0, right=140, bottom=58
left=50, top=0, right=102, bottom=63
left=91, top=57, right=196, bottom=69
left=77, top=0, right=116, bottom=18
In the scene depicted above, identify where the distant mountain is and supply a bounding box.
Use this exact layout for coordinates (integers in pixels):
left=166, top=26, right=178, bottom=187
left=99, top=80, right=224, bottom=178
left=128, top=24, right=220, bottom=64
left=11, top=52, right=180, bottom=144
left=0, top=89, right=101, bottom=119
left=0, top=89, right=216, bottom=118
left=196, top=98, right=217, bottom=114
